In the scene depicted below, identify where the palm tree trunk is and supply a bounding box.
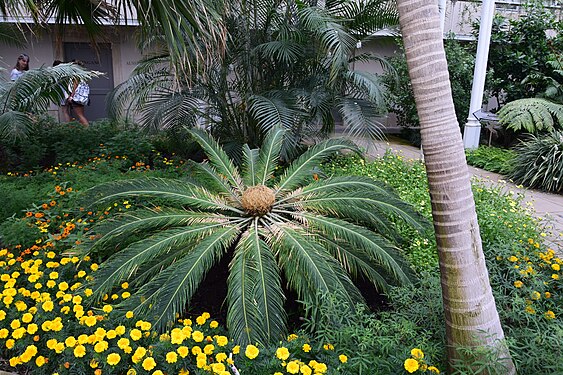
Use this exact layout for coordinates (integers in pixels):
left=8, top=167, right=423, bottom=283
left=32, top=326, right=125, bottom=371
left=395, top=0, right=515, bottom=373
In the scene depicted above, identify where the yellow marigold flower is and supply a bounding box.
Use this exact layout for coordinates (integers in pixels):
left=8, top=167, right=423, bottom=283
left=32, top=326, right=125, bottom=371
left=552, top=274, right=560, bottom=280
left=127, top=369, right=137, bottom=375
left=216, top=352, right=227, bottom=363
left=210, top=320, right=219, bottom=328
left=216, top=335, right=228, bottom=346
left=177, top=346, right=189, bottom=358
left=6, top=339, right=15, bottom=349
left=77, top=270, right=86, bottom=278
left=513, top=280, right=523, bottom=288
left=232, top=345, right=240, bottom=354
left=0, top=310, right=6, bottom=320
left=245, top=344, right=259, bottom=359
left=142, top=357, right=156, bottom=371
left=0, top=328, right=8, bottom=338
left=22, top=313, right=33, bottom=323
left=545, top=292, right=552, bottom=298
left=122, top=292, right=131, bottom=299
left=91, top=264, right=99, bottom=271
left=115, top=325, right=126, bottom=335
left=42, top=300, right=54, bottom=312
left=102, top=305, right=113, bottom=313
left=192, top=346, right=202, bottom=355
left=117, top=338, right=130, bottom=349
left=531, top=291, right=541, bottom=300
left=10, top=319, right=20, bottom=329
left=404, top=358, right=419, bottom=373
left=545, top=310, right=556, bottom=320
left=192, top=330, right=204, bottom=342
left=210, top=363, right=226, bottom=373
left=35, top=355, right=46, bottom=367
left=302, top=343, right=311, bottom=352
left=411, top=348, right=424, bottom=359
left=74, top=345, right=86, bottom=358
left=203, top=344, right=215, bottom=355
left=525, top=306, right=536, bottom=314
left=121, top=282, right=129, bottom=289
left=94, top=341, right=109, bottom=353
left=339, top=354, right=348, bottom=363
left=140, top=321, right=152, bottom=331
left=49, top=272, right=58, bottom=279
left=428, top=366, right=440, bottom=374
left=287, top=333, right=298, bottom=341
left=84, top=316, right=97, bottom=327
left=130, top=329, right=142, bottom=341
left=107, top=352, right=121, bottom=366
left=276, top=347, right=290, bottom=360
left=126, top=311, right=134, bottom=319
left=65, top=336, right=76, bottom=347
left=12, top=327, right=26, bottom=339
left=153, top=371, right=164, bottom=375
left=286, top=360, right=300, bottom=374
left=166, top=351, right=178, bottom=363
left=508, top=256, right=518, bottom=262
left=106, top=329, right=117, bottom=339
left=323, top=343, right=334, bottom=350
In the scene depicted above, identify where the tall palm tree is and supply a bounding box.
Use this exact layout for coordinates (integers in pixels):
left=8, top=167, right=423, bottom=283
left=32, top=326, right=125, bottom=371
left=107, top=0, right=399, bottom=159
left=395, top=0, right=515, bottom=373
left=81, top=127, right=426, bottom=345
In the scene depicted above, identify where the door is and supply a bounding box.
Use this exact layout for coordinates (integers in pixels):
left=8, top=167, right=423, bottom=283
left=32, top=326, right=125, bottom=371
left=64, top=43, right=114, bottom=121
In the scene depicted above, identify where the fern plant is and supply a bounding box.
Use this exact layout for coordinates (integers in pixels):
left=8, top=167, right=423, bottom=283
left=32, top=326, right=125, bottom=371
left=81, top=127, right=425, bottom=345
left=498, top=98, right=563, bottom=133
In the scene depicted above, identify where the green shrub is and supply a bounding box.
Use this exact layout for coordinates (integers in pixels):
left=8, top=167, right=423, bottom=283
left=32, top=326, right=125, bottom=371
left=509, top=131, right=563, bottom=192
left=465, top=146, right=516, bottom=175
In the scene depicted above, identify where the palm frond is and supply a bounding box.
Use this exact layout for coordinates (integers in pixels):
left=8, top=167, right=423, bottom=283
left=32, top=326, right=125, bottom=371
left=82, top=209, right=231, bottom=255
left=255, top=126, right=286, bottom=186
left=498, top=98, right=563, bottom=133
left=227, top=219, right=286, bottom=345
left=189, top=129, right=245, bottom=192
left=0, top=111, right=32, bottom=141
left=187, top=160, right=242, bottom=203
left=287, top=212, right=412, bottom=287
left=87, top=224, right=228, bottom=303
left=329, top=0, right=399, bottom=36
left=276, top=138, right=360, bottom=193
left=338, top=97, right=387, bottom=140
left=84, top=177, right=244, bottom=214
left=121, top=226, right=241, bottom=331
left=265, top=222, right=362, bottom=305
left=247, top=93, right=303, bottom=134
left=242, top=144, right=259, bottom=187
left=254, top=40, right=304, bottom=65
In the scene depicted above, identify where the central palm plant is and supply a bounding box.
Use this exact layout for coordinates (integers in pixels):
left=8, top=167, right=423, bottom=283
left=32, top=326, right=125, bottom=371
left=82, top=128, right=425, bottom=345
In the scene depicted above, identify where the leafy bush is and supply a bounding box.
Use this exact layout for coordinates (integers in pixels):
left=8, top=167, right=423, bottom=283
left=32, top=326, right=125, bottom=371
left=0, top=118, right=155, bottom=173
left=509, top=131, right=563, bottom=192
left=465, top=146, right=516, bottom=175
left=383, top=37, right=475, bottom=136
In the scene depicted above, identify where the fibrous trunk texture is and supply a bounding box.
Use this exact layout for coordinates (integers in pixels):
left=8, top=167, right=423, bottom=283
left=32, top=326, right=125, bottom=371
left=395, top=0, right=515, bottom=373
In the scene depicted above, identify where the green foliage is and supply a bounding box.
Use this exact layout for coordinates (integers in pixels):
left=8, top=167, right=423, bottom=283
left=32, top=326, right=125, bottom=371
left=109, top=0, right=398, bottom=158
left=0, top=64, right=102, bottom=140
left=322, top=153, right=437, bottom=272
left=81, top=128, right=426, bottom=345
left=498, top=98, right=563, bottom=133
left=382, top=37, right=475, bottom=134
left=465, top=146, right=516, bottom=175
left=509, top=131, right=563, bottom=193
left=0, top=119, right=155, bottom=173
left=485, top=2, right=563, bottom=104
left=301, top=283, right=446, bottom=374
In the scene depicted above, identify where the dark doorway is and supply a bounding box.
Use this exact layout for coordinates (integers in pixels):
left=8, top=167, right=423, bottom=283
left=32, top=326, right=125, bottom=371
left=64, top=43, right=114, bottom=121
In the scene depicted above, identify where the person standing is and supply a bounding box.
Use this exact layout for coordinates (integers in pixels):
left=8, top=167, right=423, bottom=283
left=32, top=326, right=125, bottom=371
left=10, top=54, right=30, bottom=81
left=67, top=60, right=90, bottom=126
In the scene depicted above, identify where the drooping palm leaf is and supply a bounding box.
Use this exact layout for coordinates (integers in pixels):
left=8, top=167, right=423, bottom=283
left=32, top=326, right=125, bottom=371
left=498, top=98, right=563, bottom=133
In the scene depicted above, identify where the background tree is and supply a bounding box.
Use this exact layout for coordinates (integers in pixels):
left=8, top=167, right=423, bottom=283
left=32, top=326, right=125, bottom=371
left=395, top=0, right=515, bottom=373
left=108, top=0, right=399, bottom=159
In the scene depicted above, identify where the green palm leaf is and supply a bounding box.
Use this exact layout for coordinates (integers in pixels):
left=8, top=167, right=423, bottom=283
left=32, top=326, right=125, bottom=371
left=288, top=212, right=412, bottom=286
left=255, top=126, right=286, bottom=186
left=88, top=224, right=228, bottom=303
left=189, top=129, right=244, bottom=192
left=276, top=138, right=360, bottom=193
left=266, top=222, right=362, bottom=305
left=242, top=144, right=259, bottom=186
left=121, top=226, right=242, bottom=331
left=227, top=219, right=286, bottom=345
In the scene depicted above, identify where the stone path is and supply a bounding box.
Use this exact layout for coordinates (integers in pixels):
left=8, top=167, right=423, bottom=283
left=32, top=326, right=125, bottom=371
left=347, top=136, right=563, bottom=252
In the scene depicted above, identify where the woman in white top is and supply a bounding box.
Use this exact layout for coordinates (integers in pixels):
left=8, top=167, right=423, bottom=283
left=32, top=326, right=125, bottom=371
left=10, top=54, right=29, bottom=81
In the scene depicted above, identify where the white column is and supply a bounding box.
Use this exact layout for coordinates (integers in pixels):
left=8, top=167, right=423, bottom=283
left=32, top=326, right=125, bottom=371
left=463, top=0, right=496, bottom=149
left=438, top=0, right=447, bottom=32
